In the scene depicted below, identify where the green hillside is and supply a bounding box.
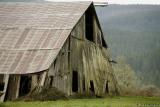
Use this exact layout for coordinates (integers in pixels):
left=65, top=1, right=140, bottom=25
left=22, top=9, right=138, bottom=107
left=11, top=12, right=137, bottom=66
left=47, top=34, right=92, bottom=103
left=96, top=5, right=160, bottom=87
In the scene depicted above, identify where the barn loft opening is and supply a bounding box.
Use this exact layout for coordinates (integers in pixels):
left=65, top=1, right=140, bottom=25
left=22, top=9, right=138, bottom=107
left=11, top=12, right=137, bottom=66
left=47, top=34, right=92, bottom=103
left=19, top=76, right=31, bottom=97
left=105, top=81, right=109, bottom=94
left=90, top=81, right=95, bottom=93
left=85, top=6, right=94, bottom=42
left=72, top=71, right=78, bottom=92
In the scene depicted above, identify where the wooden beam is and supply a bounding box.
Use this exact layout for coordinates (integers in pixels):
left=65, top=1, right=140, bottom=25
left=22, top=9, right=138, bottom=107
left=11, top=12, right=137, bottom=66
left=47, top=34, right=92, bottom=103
left=0, top=74, right=9, bottom=102
left=31, top=75, right=38, bottom=90
left=15, top=76, right=21, bottom=99
left=40, top=72, right=47, bottom=87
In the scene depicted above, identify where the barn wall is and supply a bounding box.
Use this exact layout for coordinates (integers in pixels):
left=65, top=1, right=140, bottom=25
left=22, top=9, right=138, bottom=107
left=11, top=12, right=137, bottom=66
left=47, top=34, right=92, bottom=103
left=70, top=14, right=118, bottom=96
left=41, top=8, right=118, bottom=96
left=48, top=38, right=71, bottom=95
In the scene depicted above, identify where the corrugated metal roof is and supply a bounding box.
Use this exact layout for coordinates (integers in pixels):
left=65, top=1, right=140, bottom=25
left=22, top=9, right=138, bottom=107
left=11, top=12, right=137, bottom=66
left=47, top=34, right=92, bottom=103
left=0, top=2, right=91, bottom=74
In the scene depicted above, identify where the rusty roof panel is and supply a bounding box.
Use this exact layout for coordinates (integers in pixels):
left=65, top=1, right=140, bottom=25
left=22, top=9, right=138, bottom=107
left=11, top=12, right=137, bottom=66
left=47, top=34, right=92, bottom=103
left=0, top=2, right=91, bottom=74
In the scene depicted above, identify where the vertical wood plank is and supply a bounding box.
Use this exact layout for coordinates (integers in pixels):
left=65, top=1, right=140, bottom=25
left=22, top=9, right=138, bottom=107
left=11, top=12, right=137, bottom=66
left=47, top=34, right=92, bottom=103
left=40, top=72, right=47, bottom=86
left=0, top=74, right=9, bottom=102
left=31, top=75, right=38, bottom=90
left=15, top=76, right=20, bottom=99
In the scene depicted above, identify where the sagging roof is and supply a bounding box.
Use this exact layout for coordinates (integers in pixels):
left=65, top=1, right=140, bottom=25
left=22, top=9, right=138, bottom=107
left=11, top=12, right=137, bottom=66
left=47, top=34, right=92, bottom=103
left=0, top=2, right=92, bottom=74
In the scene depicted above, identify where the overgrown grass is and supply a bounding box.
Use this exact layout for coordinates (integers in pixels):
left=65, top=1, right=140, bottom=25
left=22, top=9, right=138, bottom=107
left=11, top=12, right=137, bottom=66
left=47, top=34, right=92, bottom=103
left=0, top=96, right=160, bottom=107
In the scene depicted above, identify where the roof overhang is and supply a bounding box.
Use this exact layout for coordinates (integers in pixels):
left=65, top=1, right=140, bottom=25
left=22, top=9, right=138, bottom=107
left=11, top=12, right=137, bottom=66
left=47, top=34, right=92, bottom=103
left=94, top=2, right=108, bottom=6
left=45, top=0, right=108, bottom=6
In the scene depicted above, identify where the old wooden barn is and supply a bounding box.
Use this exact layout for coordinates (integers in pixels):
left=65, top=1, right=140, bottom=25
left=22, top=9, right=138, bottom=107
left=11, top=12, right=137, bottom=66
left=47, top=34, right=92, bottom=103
left=0, top=2, right=118, bottom=102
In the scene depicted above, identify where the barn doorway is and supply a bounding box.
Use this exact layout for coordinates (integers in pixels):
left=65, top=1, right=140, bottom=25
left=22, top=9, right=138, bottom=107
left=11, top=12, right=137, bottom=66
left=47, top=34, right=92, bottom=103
left=49, top=76, right=54, bottom=87
left=72, top=71, right=78, bottom=92
left=105, top=81, right=109, bottom=94
left=0, top=75, right=4, bottom=91
left=0, top=83, right=4, bottom=91
left=19, top=76, right=31, bottom=97
left=83, top=78, right=85, bottom=91
left=90, top=81, right=95, bottom=93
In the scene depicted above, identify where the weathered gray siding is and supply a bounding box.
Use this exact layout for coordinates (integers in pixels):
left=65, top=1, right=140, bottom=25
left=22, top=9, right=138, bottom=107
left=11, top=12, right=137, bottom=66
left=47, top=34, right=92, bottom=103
left=47, top=12, right=118, bottom=96
left=70, top=14, right=118, bottom=96
left=48, top=38, right=71, bottom=95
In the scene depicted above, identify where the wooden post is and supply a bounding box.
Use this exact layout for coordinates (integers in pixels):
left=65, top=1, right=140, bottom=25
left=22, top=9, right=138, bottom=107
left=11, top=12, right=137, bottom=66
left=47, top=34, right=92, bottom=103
left=40, top=72, right=47, bottom=87
left=0, top=74, right=9, bottom=102
left=15, top=76, right=20, bottom=99
left=31, top=75, right=38, bottom=91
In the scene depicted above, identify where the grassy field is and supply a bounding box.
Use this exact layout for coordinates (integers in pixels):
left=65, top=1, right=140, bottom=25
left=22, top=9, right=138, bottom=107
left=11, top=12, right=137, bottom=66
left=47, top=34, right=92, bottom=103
left=0, top=96, right=160, bottom=107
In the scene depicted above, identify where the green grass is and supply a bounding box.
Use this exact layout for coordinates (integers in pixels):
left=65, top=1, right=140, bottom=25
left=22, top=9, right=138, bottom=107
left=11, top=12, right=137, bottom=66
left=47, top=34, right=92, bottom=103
left=0, top=96, right=160, bottom=107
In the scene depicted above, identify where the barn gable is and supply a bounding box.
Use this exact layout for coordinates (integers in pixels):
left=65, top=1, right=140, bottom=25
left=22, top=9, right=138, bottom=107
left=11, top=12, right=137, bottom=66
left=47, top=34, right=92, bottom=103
left=0, top=2, right=92, bottom=74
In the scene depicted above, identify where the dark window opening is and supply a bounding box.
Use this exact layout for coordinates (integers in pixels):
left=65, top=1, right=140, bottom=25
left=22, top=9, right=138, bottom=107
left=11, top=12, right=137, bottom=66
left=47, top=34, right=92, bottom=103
left=50, top=76, right=54, bottom=87
left=37, top=74, right=41, bottom=81
left=0, top=83, right=4, bottom=91
left=19, top=76, right=31, bottom=97
left=0, top=75, right=4, bottom=91
left=90, top=81, right=95, bottom=93
left=54, top=59, right=57, bottom=67
left=83, top=78, right=85, bottom=91
left=85, top=7, right=94, bottom=42
left=105, top=81, right=109, bottom=94
left=72, top=71, right=78, bottom=92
